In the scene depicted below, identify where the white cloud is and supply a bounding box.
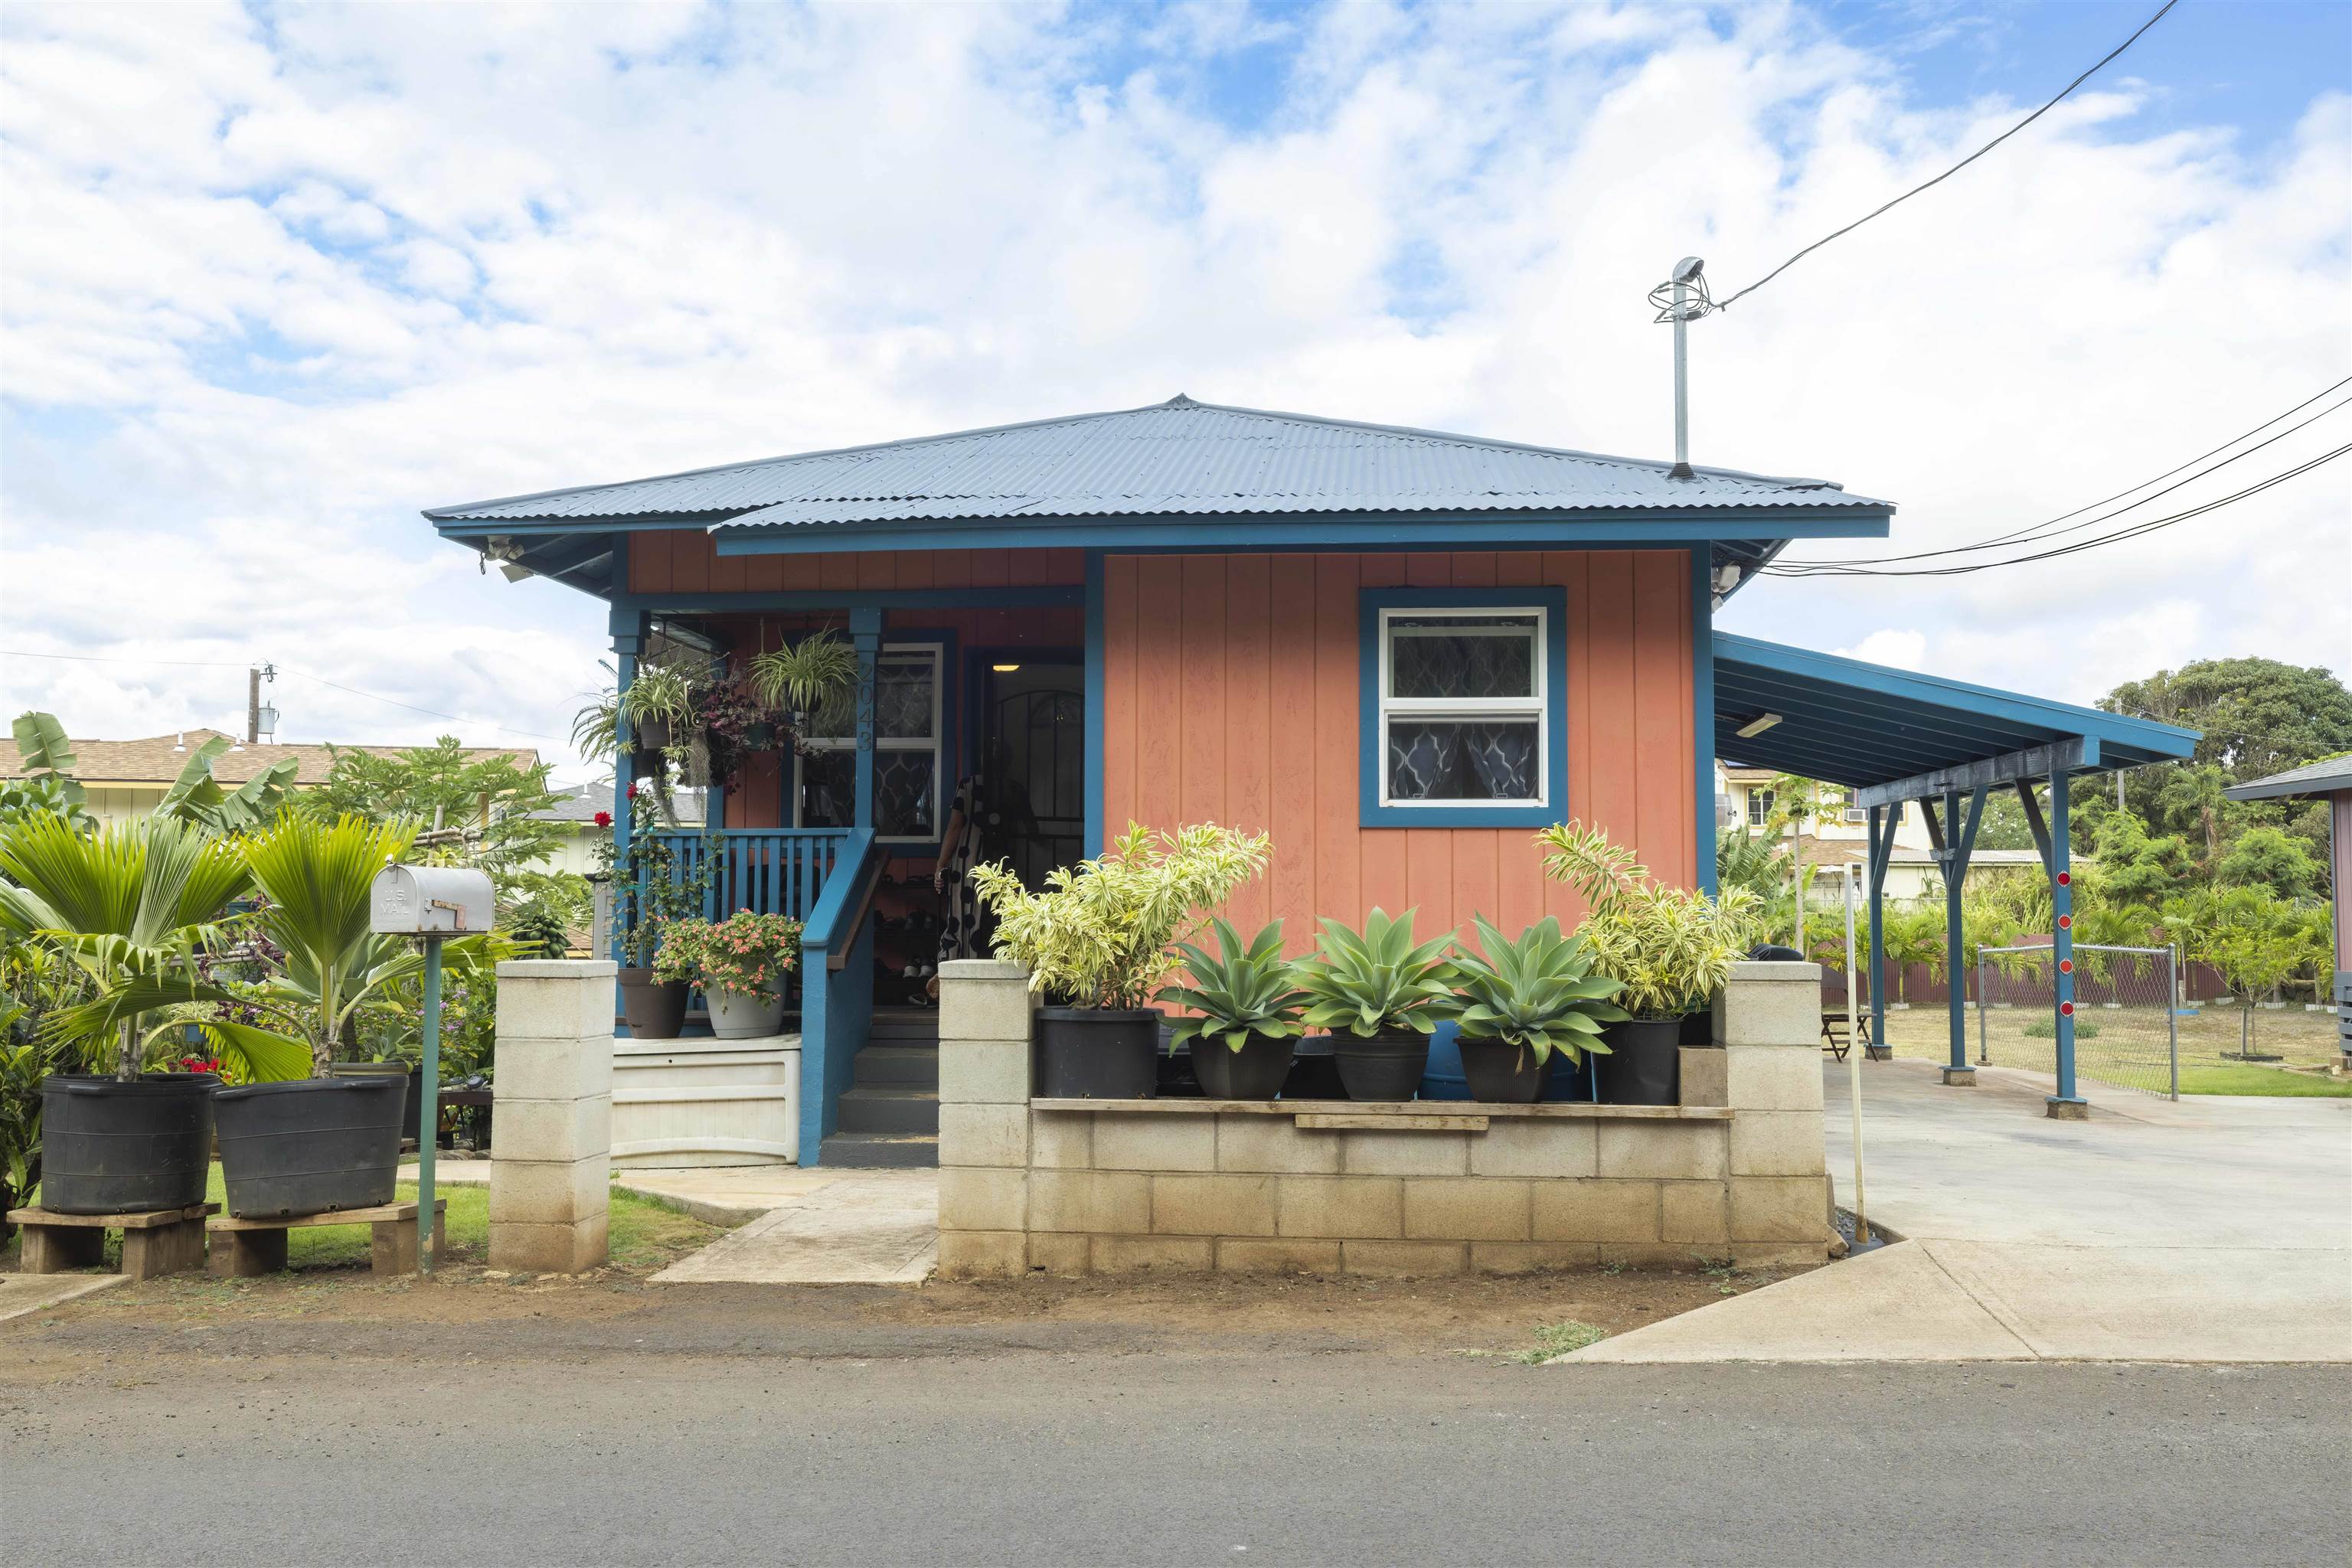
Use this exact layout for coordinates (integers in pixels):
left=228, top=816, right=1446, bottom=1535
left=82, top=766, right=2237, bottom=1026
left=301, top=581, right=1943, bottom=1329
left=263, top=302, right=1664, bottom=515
left=2, top=0, right=2346, bottom=782
left=1837, top=629, right=1929, bottom=671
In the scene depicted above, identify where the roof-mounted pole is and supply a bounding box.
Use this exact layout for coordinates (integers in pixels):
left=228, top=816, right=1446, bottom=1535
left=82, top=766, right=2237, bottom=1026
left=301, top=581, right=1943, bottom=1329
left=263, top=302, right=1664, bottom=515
left=1668, top=256, right=1704, bottom=480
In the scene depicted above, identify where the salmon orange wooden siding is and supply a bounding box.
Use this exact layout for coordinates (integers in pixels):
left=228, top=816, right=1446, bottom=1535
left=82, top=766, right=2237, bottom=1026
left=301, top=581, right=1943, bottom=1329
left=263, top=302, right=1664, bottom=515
left=1102, top=550, right=1697, bottom=952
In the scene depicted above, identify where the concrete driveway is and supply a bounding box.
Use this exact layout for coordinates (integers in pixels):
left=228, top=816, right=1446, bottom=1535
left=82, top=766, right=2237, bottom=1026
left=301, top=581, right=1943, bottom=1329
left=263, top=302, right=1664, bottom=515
left=1570, top=1057, right=2352, bottom=1363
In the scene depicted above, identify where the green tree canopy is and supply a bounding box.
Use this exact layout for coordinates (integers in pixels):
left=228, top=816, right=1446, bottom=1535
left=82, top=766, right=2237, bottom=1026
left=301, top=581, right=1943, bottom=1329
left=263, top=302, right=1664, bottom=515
left=300, top=737, right=569, bottom=903
left=2105, top=658, right=2352, bottom=783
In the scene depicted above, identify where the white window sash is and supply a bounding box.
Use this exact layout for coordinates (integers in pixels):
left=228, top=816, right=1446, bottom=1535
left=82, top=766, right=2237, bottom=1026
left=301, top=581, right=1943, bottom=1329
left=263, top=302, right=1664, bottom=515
left=1376, top=606, right=1549, bottom=809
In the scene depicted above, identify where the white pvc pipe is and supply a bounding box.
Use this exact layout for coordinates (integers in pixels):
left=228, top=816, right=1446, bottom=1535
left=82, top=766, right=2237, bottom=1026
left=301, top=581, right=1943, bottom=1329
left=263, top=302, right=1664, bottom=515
left=1844, top=864, right=1869, bottom=1245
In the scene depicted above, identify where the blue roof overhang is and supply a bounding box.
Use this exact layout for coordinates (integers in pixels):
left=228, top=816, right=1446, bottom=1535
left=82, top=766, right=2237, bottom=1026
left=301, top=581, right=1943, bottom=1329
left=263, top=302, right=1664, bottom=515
left=1713, top=632, right=2199, bottom=804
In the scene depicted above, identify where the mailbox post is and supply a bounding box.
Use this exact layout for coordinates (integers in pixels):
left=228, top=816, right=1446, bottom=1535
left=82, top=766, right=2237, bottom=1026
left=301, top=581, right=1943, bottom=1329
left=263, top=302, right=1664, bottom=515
left=370, top=864, right=494, bottom=1272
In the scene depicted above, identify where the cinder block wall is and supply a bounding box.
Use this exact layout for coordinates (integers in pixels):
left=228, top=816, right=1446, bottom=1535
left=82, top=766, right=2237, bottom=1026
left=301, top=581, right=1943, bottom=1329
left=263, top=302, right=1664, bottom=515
left=936, top=959, right=1828, bottom=1279
left=489, top=959, right=615, bottom=1274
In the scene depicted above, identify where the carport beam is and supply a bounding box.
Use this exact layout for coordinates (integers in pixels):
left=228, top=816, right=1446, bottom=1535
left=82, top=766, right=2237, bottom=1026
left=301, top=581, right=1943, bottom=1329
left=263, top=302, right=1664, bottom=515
left=2049, top=772, right=2086, bottom=1116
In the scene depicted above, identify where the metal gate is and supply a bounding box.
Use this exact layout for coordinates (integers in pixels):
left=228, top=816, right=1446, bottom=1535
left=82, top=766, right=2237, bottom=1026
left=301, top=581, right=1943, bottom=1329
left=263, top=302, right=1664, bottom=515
left=1978, top=942, right=2181, bottom=1100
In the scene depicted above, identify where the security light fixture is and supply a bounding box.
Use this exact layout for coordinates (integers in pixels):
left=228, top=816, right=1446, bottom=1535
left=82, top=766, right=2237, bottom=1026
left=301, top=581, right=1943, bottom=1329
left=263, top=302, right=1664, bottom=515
left=1735, top=712, right=1782, bottom=738
left=991, top=663, right=1021, bottom=673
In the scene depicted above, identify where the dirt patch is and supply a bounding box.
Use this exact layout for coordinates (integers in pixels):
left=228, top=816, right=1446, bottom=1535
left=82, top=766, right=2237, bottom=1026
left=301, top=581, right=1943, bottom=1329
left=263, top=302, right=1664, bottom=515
left=1, top=1253, right=1818, bottom=1380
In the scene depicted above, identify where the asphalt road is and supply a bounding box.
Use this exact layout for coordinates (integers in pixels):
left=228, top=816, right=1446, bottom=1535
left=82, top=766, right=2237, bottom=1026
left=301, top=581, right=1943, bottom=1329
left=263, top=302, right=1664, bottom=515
left=8, top=1350, right=2344, bottom=1566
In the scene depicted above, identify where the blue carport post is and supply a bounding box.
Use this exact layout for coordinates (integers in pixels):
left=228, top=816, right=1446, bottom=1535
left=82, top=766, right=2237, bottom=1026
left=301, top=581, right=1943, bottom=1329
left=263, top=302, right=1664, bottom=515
left=1932, top=786, right=1984, bottom=1084
left=2047, top=770, right=2086, bottom=1118
left=1866, top=804, right=1893, bottom=1058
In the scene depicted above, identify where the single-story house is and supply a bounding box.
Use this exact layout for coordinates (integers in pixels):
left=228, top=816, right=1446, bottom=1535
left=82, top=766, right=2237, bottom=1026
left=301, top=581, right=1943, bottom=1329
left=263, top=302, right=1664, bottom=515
left=1, top=727, right=534, bottom=828
left=425, top=394, right=2197, bottom=1155
left=2223, top=757, right=2351, bottom=1063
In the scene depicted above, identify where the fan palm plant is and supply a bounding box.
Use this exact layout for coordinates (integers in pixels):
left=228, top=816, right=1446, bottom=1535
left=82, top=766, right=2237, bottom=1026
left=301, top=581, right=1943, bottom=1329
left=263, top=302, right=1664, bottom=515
left=0, top=812, right=299, bottom=1080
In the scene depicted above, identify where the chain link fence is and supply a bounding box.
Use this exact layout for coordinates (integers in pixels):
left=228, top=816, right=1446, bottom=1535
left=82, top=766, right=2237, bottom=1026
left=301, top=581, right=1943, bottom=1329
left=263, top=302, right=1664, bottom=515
left=1978, top=943, right=2180, bottom=1100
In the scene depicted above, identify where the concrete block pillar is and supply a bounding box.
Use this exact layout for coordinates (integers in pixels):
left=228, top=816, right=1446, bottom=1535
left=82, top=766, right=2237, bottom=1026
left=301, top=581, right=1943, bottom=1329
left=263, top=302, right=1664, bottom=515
left=935, top=959, right=1035, bottom=1279
left=489, top=959, right=614, bottom=1274
left=1713, top=962, right=1829, bottom=1253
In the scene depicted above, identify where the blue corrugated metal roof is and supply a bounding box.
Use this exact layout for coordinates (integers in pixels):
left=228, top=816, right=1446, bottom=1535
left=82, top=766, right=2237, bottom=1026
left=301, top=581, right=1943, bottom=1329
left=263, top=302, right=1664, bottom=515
left=426, top=395, right=1892, bottom=529
left=1713, top=633, right=2199, bottom=788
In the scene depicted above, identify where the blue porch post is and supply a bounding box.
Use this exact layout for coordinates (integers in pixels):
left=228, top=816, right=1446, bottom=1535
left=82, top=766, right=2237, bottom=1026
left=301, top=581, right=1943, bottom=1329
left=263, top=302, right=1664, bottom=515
left=2048, top=770, right=2085, bottom=1116
left=1940, top=786, right=1984, bottom=1080
left=608, top=606, right=649, bottom=973
left=1690, top=549, right=1717, bottom=897
left=850, top=608, right=880, bottom=830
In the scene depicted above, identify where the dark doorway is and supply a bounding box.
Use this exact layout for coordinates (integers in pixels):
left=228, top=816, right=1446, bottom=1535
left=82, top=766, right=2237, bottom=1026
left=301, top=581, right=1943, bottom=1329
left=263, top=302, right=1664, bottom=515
left=974, top=653, right=1084, bottom=890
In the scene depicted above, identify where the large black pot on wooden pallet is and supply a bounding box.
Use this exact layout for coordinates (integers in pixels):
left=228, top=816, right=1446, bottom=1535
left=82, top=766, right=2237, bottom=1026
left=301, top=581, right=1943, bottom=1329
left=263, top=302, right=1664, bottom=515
left=618, top=968, right=689, bottom=1039
left=1331, top=1031, right=1430, bottom=1101
left=37, top=1074, right=217, bottom=1215
left=1034, top=1008, right=1158, bottom=1099
left=212, top=1076, right=405, bottom=1220
left=1456, top=1037, right=1553, bottom=1103
left=327, top=1062, right=423, bottom=1142
left=1190, top=1033, right=1297, bottom=1101
left=1597, top=1017, right=1686, bottom=1105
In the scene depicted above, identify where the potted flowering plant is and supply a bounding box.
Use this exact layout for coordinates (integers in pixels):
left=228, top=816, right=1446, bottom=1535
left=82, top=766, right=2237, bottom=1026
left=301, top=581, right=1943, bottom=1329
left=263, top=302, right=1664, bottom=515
left=647, top=916, right=707, bottom=1037
left=697, top=670, right=784, bottom=786
left=692, top=910, right=803, bottom=1039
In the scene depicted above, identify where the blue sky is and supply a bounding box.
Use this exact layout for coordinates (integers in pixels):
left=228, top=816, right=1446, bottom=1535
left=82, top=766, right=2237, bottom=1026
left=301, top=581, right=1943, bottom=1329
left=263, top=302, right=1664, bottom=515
left=2, top=1, right=2345, bottom=774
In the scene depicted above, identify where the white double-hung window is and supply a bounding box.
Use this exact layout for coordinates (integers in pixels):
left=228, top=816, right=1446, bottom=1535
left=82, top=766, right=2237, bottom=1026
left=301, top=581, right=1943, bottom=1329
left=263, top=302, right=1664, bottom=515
left=793, top=644, right=944, bottom=841
left=1371, top=603, right=1553, bottom=818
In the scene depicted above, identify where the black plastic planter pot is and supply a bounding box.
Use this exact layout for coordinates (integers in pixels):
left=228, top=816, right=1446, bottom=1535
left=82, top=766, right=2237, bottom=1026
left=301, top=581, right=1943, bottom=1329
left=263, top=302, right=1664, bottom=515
left=632, top=715, right=673, bottom=752
left=212, top=1076, right=406, bottom=1220
left=1598, top=1017, right=1686, bottom=1105
left=1191, top=1033, right=1297, bottom=1100
left=1282, top=1034, right=1345, bottom=1100
left=38, top=1075, right=217, bottom=1215
left=618, top=969, right=689, bottom=1039
left=327, top=1063, right=423, bottom=1143
left=1332, top=1031, right=1430, bottom=1101
left=1457, top=1037, right=1553, bottom=1103
left=1034, top=1008, right=1159, bottom=1099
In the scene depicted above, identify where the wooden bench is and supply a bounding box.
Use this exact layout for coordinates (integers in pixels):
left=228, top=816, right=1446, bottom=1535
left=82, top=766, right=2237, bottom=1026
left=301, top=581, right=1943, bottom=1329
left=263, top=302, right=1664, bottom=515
left=206, top=1200, right=449, bottom=1279
left=1822, top=1008, right=1873, bottom=1062
left=6, top=1203, right=218, bottom=1282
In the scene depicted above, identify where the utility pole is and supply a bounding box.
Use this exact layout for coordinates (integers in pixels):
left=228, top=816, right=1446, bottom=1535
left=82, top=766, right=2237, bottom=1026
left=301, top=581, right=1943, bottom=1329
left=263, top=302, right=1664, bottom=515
left=247, top=663, right=277, bottom=743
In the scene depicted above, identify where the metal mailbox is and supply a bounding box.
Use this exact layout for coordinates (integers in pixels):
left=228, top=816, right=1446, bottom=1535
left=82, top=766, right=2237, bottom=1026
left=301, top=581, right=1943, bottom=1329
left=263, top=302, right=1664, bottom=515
left=370, top=864, right=495, bottom=936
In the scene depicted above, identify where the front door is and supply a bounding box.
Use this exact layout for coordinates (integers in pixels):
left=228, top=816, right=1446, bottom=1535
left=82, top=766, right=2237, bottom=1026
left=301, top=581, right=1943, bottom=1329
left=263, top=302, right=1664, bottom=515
left=974, top=654, right=1084, bottom=890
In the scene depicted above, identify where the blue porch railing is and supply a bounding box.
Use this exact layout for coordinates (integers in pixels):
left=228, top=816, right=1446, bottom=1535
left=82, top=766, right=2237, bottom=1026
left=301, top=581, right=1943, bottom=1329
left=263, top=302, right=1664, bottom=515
left=641, top=828, right=851, bottom=922
left=798, top=829, right=882, bottom=1163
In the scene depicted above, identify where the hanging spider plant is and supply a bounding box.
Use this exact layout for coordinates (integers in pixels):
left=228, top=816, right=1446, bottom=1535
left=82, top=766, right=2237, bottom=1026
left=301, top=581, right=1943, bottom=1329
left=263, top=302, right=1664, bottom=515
left=751, top=632, right=860, bottom=740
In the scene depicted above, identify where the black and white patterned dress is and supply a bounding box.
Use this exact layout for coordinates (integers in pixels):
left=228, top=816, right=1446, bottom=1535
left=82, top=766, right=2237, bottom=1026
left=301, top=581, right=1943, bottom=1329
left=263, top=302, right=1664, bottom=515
left=936, top=773, right=997, bottom=963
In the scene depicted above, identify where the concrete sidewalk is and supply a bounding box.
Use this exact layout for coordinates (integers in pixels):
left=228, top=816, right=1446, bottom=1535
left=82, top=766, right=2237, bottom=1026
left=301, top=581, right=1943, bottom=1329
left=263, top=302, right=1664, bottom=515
left=648, top=1170, right=936, bottom=1285
left=1565, top=1057, right=2352, bottom=1364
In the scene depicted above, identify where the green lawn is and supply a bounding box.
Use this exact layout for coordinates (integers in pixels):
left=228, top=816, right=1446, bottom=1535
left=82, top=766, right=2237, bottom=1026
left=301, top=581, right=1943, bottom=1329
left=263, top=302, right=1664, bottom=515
left=14, top=1164, right=720, bottom=1274
left=2174, top=1065, right=2352, bottom=1098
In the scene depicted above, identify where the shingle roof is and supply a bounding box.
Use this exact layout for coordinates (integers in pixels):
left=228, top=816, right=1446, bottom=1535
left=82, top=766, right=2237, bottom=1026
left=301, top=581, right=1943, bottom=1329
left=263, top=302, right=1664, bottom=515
left=2, top=729, right=534, bottom=787
left=426, top=395, right=1890, bottom=530
left=2223, top=756, right=2352, bottom=802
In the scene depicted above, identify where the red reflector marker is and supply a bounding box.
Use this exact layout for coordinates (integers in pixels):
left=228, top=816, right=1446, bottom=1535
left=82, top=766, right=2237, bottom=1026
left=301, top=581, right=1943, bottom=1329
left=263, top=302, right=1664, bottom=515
left=2060, top=959, right=2073, bottom=974
left=2056, top=871, right=2071, bottom=887
left=2057, top=913, right=2073, bottom=929
left=2060, top=1001, right=2075, bottom=1017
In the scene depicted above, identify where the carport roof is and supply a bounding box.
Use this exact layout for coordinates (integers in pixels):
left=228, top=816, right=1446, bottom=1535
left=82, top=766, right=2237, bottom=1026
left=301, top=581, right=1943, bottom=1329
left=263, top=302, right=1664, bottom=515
left=1713, top=632, right=2198, bottom=792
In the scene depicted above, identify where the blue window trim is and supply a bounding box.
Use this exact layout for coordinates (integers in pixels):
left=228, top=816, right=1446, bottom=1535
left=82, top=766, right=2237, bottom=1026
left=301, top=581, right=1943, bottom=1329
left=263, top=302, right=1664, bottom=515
left=793, top=627, right=956, bottom=850
left=1357, top=586, right=1570, bottom=828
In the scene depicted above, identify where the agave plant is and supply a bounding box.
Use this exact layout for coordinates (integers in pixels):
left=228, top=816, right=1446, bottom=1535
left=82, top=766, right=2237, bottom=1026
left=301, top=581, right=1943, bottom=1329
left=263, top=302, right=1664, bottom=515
left=0, top=812, right=302, bottom=1080
left=1294, top=906, right=1458, bottom=1037
left=1158, top=918, right=1309, bottom=1054
left=1445, top=914, right=1627, bottom=1067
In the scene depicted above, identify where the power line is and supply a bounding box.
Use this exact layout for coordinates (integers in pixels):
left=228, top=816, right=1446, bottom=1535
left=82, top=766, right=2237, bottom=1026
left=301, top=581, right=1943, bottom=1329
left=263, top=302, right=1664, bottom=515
left=1686, top=0, right=2178, bottom=318
left=1764, top=439, right=2350, bottom=577
left=0, top=648, right=565, bottom=743
left=1768, top=378, right=2352, bottom=573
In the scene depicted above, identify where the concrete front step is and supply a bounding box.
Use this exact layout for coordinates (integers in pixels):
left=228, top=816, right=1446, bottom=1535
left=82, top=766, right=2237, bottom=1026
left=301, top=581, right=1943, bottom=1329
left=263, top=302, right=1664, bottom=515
left=817, top=1133, right=941, bottom=1169
left=854, top=1045, right=941, bottom=1089
left=835, top=1085, right=939, bottom=1135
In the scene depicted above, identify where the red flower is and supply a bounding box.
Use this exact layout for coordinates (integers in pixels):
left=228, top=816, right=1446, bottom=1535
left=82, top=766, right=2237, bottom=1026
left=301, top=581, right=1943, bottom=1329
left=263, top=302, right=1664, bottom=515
left=595, top=810, right=613, bottom=828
